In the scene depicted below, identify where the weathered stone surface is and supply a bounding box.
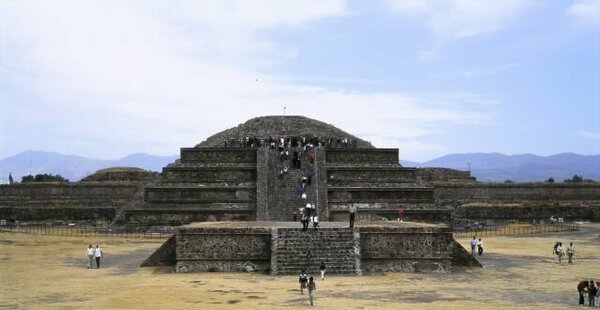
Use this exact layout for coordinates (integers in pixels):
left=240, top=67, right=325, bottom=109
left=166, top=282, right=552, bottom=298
left=141, top=234, right=176, bottom=267
left=450, top=239, right=482, bottom=268
left=326, top=149, right=399, bottom=166
left=164, top=223, right=453, bottom=275
left=179, top=148, right=257, bottom=163
left=195, top=116, right=374, bottom=149
left=436, top=183, right=600, bottom=201
left=80, top=167, right=158, bottom=182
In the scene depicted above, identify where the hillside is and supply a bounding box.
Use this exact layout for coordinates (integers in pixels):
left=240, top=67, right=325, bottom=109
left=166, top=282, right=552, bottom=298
left=401, top=153, right=600, bottom=182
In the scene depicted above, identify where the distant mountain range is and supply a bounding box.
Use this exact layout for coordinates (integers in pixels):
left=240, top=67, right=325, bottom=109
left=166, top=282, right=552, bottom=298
left=0, top=151, right=178, bottom=182
left=401, top=152, right=600, bottom=182
left=0, top=151, right=598, bottom=183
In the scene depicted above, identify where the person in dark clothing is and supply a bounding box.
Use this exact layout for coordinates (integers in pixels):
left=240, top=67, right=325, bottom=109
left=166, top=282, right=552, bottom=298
left=578, top=280, right=589, bottom=306
left=301, top=208, right=309, bottom=231
left=589, top=281, right=597, bottom=307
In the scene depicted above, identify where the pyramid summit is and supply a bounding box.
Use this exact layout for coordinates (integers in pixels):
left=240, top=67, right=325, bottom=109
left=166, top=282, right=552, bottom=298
left=196, top=115, right=374, bottom=149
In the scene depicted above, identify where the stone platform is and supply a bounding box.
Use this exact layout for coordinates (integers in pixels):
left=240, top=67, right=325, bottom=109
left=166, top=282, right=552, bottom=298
left=143, top=221, right=460, bottom=275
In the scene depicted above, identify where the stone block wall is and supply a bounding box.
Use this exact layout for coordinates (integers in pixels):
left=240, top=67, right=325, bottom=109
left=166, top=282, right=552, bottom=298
left=124, top=209, right=254, bottom=226
left=328, top=203, right=452, bottom=223
left=0, top=183, right=138, bottom=207
left=0, top=206, right=117, bottom=221
left=179, top=148, right=257, bottom=163
left=325, top=149, right=399, bottom=166
left=416, top=168, right=475, bottom=184
left=436, top=184, right=600, bottom=202
left=170, top=226, right=453, bottom=274
left=175, top=227, right=272, bottom=273
left=145, top=187, right=256, bottom=203
left=359, top=226, right=453, bottom=273
left=0, top=183, right=138, bottom=221
left=161, top=167, right=256, bottom=183
left=454, top=203, right=598, bottom=222
left=326, top=167, right=419, bottom=187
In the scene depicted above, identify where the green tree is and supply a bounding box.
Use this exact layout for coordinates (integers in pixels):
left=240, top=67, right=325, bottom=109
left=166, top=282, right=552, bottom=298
left=564, top=175, right=583, bottom=183
left=21, top=173, right=69, bottom=183
left=546, top=177, right=554, bottom=184
left=8, top=173, right=13, bottom=184
left=21, top=175, right=34, bottom=183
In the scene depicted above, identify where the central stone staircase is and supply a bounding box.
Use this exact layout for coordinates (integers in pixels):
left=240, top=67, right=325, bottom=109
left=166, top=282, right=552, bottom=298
left=265, top=149, right=318, bottom=221
left=272, top=227, right=361, bottom=275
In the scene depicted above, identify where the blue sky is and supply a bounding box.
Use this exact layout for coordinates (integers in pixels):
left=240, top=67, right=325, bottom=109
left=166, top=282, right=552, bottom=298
left=0, top=0, right=599, bottom=161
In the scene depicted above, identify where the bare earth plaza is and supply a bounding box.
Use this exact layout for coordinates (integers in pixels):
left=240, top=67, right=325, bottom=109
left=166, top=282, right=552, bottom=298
left=1, top=116, right=599, bottom=309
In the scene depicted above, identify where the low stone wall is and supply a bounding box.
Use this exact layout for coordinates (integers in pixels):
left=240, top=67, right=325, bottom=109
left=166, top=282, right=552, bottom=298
left=436, top=184, right=600, bottom=202
left=454, top=203, right=600, bottom=222
left=0, top=183, right=138, bottom=221
left=0, top=206, right=116, bottom=221
left=360, top=226, right=453, bottom=273
left=416, top=168, right=475, bottom=184
left=326, top=149, right=399, bottom=166
left=329, top=202, right=452, bottom=223
left=0, top=183, right=138, bottom=206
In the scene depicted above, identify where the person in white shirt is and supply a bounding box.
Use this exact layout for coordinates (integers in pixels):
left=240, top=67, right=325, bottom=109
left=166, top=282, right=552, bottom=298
left=86, top=244, right=94, bottom=269
left=94, top=245, right=103, bottom=268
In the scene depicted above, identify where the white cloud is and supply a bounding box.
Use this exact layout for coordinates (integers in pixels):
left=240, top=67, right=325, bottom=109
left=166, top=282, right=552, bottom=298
left=0, top=1, right=494, bottom=162
left=568, top=0, right=600, bottom=26
left=385, top=0, right=530, bottom=38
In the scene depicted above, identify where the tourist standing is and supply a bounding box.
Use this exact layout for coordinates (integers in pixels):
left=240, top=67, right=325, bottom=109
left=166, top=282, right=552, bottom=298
left=553, top=241, right=560, bottom=264
left=566, top=242, right=575, bottom=264
left=301, top=211, right=309, bottom=231
left=94, top=245, right=103, bottom=268
left=319, top=261, right=326, bottom=281
left=477, top=238, right=484, bottom=256
left=307, top=277, right=316, bottom=306
left=349, top=205, right=357, bottom=228
left=470, top=236, right=477, bottom=256
left=556, top=242, right=564, bottom=265
left=86, top=244, right=94, bottom=269
left=299, top=269, right=308, bottom=295
left=589, top=281, right=598, bottom=307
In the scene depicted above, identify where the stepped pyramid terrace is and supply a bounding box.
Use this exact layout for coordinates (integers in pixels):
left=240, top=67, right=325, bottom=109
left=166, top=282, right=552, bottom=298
left=136, top=115, right=476, bottom=274
left=123, top=115, right=452, bottom=226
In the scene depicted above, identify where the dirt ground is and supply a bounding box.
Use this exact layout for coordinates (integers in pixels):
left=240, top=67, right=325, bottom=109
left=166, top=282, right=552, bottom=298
left=1, top=224, right=599, bottom=309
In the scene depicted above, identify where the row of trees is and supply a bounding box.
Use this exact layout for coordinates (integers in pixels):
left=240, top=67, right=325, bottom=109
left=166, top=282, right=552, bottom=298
left=502, top=174, right=597, bottom=184
left=546, top=175, right=596, bottom=184
left=7, top=173, right=69, bottom=184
